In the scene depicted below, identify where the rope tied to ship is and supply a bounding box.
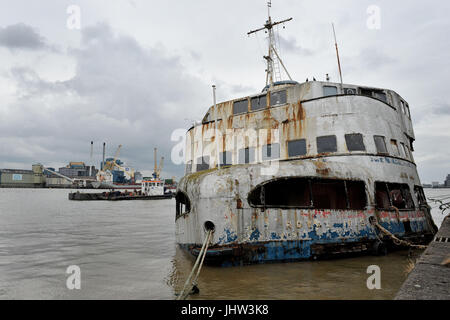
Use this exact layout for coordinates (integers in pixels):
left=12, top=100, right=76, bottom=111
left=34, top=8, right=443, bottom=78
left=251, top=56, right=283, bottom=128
left=371, top=206, right=428, bottom=250
left=427, top=197, right=450, bottom=216
left=176, top=230, right=213, bottom=300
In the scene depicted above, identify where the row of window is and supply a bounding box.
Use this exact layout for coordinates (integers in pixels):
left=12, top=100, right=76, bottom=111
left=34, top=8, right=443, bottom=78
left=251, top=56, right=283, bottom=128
left=143, top=182, right=163, bottom=187
left=248, top=178, right=425, bottom=211
left=175, top=179, right=426, bottom=219
left=175, top=178, right=425, bottom=215
left=228, top=85, right=412, bottom=122
left=374, top=136, right=413, bottom=160
left=323, top=85, right=411, bottom=119
left=188, top=133, right=413, bottom=173
left=233, top=90, right=287, bottom=115
left=228, top=85, right=412, bottom=123
left=248, top=178, right=367, bottom=210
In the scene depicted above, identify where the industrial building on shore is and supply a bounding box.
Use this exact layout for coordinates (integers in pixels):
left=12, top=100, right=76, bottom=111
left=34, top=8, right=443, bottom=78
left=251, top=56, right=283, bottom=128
left=0, top=164, right=46, bottom=188
left=0, top=162, right=98, bottom=188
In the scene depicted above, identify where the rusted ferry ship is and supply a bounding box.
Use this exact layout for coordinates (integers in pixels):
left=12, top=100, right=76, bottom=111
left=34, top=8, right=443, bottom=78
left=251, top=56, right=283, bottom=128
left=175, top=4, right=437, bottom=266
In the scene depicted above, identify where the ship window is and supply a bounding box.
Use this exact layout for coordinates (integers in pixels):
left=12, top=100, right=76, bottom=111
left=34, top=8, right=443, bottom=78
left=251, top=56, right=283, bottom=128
left=390, top=139, right=400, bottom=156
left=238, top=147, right=255, bottom=164
left=375, top=182, right=415, bottom=210
left=219, top=151, right=232, bottom=166
left=185, top=161, right=192, bottom=175
left=405, top=145, right=414, bottom=161
left=400, top=101, right=406, bottom=114
left=316, top=135, right=337, bottom=153
left=288, top=139, right=307, bottom=157
left=346, top=181, right=367, bottom=210
left=401, top=143, right=409, bottom=160
left=374, top=92, right=387, bottom=103
left=270, top=90, right=287, bottom=106
left=399, top=142, right=406, bottom=157
left=374, top=136, right=388, bottom=154
left=360, top=88, right=387, bottom=103
left=343, top=88, right=357, bottom=95
left=311, top=179, right=347, bottom=209
left=233, top=99, right=248, bottom=115
left=345, top=133, right=365, bottom=151
left=196, top=156, right=210, bottom=172
left=248, top=178, right=312, bottom=208
left=414, top=185, right=427, bottom=206
left=375, top=182, right=391, bottom=209
left=251, top=94, right=267, bottom=111
left=323, top=86, right=338, bottom=96
left=262, top=143, right=280, bottom=161
left=388, top=183, right=415, bottom=210
left=405, top=103, right=411, bottom=119
left=175, top=191, right=191, bottom=219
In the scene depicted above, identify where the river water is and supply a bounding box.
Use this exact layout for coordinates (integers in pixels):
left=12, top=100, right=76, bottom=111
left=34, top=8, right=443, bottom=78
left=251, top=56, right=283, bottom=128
left=0, top=188, right=448, bottom=300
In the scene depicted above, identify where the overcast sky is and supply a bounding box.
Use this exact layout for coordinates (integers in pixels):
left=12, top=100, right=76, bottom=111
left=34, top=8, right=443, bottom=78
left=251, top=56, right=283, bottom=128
left=0, top=0, right=449, bottom=183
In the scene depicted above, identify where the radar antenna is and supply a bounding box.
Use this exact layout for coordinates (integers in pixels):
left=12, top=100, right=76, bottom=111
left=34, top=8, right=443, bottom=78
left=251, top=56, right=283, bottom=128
left=247, top=1, right=292, bottom=88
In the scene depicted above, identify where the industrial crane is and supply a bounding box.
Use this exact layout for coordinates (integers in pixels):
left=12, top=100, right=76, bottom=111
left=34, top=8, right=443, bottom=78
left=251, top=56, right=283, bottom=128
left=153, top=148, right=164, bottom=179
left=103, top=144, right=122, bottom=171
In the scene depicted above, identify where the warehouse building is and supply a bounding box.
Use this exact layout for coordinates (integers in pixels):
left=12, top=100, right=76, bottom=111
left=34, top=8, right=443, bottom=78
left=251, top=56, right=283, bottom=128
left=0, top=164, right=45, bottom=188
left=58, top=162, right=97, bottom=178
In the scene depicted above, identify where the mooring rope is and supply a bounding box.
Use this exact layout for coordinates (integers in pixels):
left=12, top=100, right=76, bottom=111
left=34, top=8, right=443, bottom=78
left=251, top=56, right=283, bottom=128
left=176, top=230, right=212, bottom=300
left=372, top=219, right=428, bottom=250
left=428, top=197, right=450, bottom=215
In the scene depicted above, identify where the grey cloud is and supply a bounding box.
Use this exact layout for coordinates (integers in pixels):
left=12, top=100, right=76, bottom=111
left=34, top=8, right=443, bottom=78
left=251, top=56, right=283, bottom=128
left=358, top=47, right=397, bottom=69
left=277, top=35, right=314, bottom=56
left=10, top=67, right=70, bottom=98
left=230, top=83, right=257, bottom=95
left=0, top=23, right=47, bottom=50
left=432, top=103, right=450, bottom=115
left=2, top=23, right=210, bottom=178
left=1, top=0, right=450, bottom=183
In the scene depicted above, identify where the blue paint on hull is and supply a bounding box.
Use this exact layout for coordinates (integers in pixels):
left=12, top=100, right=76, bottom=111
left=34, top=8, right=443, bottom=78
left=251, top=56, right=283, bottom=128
left=181, top=219, right=433, bottom=266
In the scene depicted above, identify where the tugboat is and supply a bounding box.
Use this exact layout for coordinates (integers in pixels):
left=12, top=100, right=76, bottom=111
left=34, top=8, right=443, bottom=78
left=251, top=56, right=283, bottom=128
left=175, top=2, right=437, bottom=266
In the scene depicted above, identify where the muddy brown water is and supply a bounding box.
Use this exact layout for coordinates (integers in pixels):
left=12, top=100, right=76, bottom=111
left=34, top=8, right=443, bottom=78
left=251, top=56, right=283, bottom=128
left=0, top=188, right=447, bottom=299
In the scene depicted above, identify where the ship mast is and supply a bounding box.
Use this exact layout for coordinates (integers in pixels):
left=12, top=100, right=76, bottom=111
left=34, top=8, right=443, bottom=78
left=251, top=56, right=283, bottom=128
left=247, top=1, right=292, bottom=89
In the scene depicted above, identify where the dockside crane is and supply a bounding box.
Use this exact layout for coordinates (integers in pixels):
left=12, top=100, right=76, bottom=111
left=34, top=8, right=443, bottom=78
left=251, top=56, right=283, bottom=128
left=104, top=144, right=122, bottom=171
left=153, top=147, right=164, bottom=179
left=156, top=156, right=164, bottom=179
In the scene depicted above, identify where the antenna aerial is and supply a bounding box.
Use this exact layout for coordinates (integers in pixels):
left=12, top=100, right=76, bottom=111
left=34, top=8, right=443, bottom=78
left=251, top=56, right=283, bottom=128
left=248, top=1, right=292, bottom=88
left=332, top=23, right=344, bottom=90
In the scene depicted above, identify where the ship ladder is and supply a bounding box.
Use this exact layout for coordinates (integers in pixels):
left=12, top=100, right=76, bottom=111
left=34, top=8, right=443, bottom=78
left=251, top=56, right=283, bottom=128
left=176, top=230, right=213, bottom=300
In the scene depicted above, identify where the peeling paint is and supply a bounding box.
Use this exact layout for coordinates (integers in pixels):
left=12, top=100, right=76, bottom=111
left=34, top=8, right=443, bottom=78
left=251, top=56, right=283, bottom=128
left=176, top=81, right=435, bottom=266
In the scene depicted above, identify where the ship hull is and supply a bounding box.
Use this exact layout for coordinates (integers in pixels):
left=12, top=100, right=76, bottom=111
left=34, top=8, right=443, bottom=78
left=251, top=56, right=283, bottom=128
left=175, top=157, right=436, bottom=266
left=180, top=235, right=431, bottom=267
